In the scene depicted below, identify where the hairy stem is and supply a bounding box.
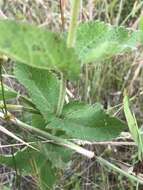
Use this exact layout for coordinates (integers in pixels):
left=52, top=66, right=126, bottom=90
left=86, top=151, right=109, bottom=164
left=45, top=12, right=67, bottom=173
left=13, top=118, right=94, bottom=158
left=67, top=0, right=81, bottom=47
left=0, top=111, right=94, bottom=158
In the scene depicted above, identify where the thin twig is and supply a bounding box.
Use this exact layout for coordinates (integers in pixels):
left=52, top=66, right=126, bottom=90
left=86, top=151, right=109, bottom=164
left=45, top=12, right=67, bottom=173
left=60, top=0, right=65, bottom=31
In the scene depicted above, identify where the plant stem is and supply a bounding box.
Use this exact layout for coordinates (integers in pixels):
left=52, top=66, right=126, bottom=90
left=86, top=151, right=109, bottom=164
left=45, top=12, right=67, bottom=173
left=56, top=73, right=66, bottom=117
left=13, top=118, right=94, bottom=158
left=97, top=156, right=143, bottom=185
left=0, top=111, right=94, bottom=158
left=84, top=64, right=89, bottom=102
left=67, top=0, right=81, bottom=48
left=0, top=64, right=7, bottom=116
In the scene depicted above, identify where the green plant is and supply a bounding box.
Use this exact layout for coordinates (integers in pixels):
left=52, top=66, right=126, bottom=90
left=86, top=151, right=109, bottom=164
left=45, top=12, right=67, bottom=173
left=123, top=94, right=143, bottom=161
left=0, top=1, right=142, bottom=189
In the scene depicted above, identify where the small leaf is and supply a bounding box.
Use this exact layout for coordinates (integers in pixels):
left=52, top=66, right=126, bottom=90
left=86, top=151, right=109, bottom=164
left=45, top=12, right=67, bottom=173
left=0, top=20, right=80, bottom=79
left=76, top=21, right=140, bottom=63
left=14, top=64, right=60, bottom=120
left=47, top=102, right=126, bottom=141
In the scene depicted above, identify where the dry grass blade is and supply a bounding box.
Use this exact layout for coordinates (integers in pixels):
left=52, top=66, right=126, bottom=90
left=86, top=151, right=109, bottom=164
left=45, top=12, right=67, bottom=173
left=0, top=125, right=38, bottom=151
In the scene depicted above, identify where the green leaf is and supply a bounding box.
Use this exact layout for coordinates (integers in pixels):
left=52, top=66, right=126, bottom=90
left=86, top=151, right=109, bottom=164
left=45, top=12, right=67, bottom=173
left=0, top=84, right=17, bottom=100
left=38, top=143, right=72, bottom=189
left=0, top=148, right=41, bottom=173
left=0, top=148, right=57, bottom=190
left=0, top=20, right=80, bottom=79
left=14, top=64, right=60, bottom=120
left=32, top=114, right=46, bottom=129
left=76, top=21, right=140, bottom=63
left=0, top=145, right=71, bottom=171
left=123, top=95, right=139, bottom=144
left=39, top=143, right=73, bottom=169
left=47, top=102, right=126, bottom=141
left=39, top=161, right=57, bottom=190
left=0, top=143, right=72, bottom=189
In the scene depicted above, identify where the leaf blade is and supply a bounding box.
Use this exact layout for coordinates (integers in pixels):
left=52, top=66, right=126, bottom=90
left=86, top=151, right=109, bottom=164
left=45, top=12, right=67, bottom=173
left=48, top=102, right=126, bottom=141
left=76, top=21, right=140, bottom=63
left=123, top=95, right=139, bottom=144
left=14, top=64, right=60, bottom=120
left=0, top=20, right=80, bottom=79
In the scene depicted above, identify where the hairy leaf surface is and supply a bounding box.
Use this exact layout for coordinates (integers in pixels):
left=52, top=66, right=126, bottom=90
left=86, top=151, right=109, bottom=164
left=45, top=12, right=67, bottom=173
left=0, top=20, right=80, bottom=79
left=47, top=102, right=126, bottom=141
left=76, top=21, right=140, bottom=63
left=14, top=64, right=60, bottom=120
